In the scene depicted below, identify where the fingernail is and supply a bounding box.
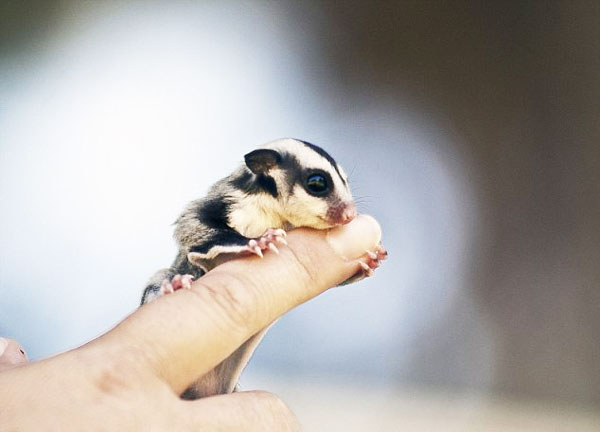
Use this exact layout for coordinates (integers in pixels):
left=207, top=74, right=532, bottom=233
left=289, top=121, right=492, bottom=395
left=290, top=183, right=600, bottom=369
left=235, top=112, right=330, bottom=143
left=0, top=338, right=7, bottom=356
left=327, top=214, right=382, bottom=261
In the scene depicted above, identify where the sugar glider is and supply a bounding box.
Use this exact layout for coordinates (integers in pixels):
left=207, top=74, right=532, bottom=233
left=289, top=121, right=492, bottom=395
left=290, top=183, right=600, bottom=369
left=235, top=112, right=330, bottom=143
left=141, top=138, right=386, bottom=399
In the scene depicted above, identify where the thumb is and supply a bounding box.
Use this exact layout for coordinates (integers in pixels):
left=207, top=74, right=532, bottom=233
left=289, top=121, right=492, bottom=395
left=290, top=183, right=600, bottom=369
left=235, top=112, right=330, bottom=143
left=180, top=391, right=300, bottom=432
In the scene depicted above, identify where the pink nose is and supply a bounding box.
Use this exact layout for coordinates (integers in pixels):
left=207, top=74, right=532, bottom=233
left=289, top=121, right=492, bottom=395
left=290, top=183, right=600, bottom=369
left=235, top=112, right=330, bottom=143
left=341, top=202, right=357, bottom=225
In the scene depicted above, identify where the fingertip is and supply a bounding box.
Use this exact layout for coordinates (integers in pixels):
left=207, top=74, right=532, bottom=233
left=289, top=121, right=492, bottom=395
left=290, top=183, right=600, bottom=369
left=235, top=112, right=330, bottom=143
left=326, top=214, right=382, bottom=261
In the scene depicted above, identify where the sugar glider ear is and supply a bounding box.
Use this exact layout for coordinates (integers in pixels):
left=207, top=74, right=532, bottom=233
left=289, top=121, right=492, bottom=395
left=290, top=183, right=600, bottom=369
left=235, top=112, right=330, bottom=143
left=244, top=149, right=282, bottom=174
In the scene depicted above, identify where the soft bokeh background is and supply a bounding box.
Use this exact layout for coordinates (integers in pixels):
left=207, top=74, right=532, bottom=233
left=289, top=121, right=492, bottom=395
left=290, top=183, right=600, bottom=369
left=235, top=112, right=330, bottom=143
left=1, top=1, right=599, bottom=430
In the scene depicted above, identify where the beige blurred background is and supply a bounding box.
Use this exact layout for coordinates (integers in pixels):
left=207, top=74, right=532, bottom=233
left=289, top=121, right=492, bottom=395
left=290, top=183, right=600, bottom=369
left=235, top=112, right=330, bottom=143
left=1, top=1, right=599, bottom=430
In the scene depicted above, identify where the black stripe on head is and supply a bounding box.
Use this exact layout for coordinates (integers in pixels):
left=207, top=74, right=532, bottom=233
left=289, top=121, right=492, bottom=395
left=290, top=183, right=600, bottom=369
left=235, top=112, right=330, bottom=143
left=230, top=169, right=278, bottom=198
left=298, top=140, right=347, bottom=186
left=279, top=153, right=335, bottom=198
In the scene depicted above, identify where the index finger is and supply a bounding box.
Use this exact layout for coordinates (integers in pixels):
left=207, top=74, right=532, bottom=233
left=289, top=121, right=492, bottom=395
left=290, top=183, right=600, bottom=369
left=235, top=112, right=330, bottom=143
left=87, top=215, right=382, bottom=393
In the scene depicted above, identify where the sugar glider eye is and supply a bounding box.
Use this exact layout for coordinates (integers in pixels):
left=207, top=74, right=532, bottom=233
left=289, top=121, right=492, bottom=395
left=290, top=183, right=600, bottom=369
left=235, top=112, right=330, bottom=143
left=305, top=173, right=329, bottom=196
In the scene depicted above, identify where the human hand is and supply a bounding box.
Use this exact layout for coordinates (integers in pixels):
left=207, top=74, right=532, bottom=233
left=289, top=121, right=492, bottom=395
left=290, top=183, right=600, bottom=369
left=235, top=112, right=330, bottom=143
left=0, top=215, right=382, bottom=431
left=0, top=338, right=28, bottom=372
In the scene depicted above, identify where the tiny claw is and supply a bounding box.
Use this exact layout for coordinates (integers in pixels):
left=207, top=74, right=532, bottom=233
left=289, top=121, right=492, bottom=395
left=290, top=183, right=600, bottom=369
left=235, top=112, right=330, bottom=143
left=368, top=259, right=380, bottom=269
left=181, top=274, right=194, bottom=289
left=274, top=229, right=287, bottom=237
left=376, top=244, right=388, bottom=259
left=257, top=238, right=268, bottom=249
left=275, top=236, right=288, bottom=246
left=160, top=280, right=174, bottom=294
left=268, top=242, right=280, bottom=254
left=253, top=246, right=264, bottom=258
left=359, top=261, right=374, bottom=277
left=366, top=250, right=378, bottom=260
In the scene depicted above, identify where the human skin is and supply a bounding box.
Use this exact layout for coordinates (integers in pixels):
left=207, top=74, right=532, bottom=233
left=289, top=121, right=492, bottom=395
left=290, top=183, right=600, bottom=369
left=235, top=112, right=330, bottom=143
left=0, top=338, right=28, bottom=372
left=0, top=215, right=382, bottom=431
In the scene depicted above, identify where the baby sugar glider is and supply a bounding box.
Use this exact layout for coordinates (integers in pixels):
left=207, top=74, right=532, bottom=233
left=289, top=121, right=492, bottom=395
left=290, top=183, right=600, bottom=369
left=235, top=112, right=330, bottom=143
left=141, top=138, right=386, bottom=399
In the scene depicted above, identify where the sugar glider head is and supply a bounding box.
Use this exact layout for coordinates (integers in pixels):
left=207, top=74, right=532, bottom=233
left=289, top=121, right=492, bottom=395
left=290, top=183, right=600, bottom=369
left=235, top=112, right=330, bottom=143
left=243, top=138, right=357, bottom=229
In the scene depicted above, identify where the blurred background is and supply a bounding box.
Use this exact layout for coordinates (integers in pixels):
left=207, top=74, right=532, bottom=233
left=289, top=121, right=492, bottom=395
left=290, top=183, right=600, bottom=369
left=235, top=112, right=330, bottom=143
left=1, top=1, right=599, bottom=430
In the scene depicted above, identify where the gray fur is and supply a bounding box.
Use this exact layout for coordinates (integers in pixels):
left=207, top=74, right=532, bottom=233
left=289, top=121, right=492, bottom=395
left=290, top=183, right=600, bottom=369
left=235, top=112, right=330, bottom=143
left=140, top=138, right=355, bottom=399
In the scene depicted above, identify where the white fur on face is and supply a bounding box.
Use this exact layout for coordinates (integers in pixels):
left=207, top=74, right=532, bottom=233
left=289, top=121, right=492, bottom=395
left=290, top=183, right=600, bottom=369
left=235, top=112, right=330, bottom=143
left=264, top=138, right=354, bottom=205
left=227, top=190, right=286, bottom=238
left=283, top=184, right=333, bottom=228
left=227, top=139, right=353, bottom=235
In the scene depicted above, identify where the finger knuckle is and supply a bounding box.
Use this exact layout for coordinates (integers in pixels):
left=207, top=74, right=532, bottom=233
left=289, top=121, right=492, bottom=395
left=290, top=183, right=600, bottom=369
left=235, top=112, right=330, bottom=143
left=252, top=392, right=300, bottom=431
left=197, top=274, right=261, bottom=331
left=287, top=244, right=320, bottom=285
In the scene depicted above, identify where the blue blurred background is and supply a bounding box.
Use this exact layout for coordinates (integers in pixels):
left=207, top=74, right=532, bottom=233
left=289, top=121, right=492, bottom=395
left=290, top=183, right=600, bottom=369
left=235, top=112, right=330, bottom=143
left=1, top=1, right=599, bottom=430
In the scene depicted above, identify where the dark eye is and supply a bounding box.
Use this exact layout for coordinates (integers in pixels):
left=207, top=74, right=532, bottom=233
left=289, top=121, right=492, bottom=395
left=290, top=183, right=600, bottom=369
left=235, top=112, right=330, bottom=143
left=305, top=173, right=329, bottom=195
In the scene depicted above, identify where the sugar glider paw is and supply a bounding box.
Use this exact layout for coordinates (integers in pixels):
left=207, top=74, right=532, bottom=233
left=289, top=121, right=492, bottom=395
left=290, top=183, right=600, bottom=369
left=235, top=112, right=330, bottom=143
left=362, top=243, right=388, bottom=276
left=159, top=274, right=194, bottom=296
left=342, top=243, right=388, bottom=284
left=246, top=228, right=287, bottom=258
